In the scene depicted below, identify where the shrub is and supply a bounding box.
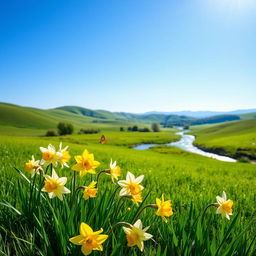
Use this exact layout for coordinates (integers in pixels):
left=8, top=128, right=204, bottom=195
left=57, top=122, right=74, bottom=135
left=79, top=128, right=100, bottom=134
left=139, top=127, right=150, bottom=132
left=132, top=126, right=138, bottom=131
left=45, top=130, right=56, bottom=136
left=120, top=127, right=124, bottom=132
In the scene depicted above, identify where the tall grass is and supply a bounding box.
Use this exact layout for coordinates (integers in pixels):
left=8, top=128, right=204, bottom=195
left=0, top=136, right=256, bottom=255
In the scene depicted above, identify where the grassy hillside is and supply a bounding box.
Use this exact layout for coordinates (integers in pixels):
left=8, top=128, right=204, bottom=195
left=193, top=119, right=256, bottom=160
left=239, top=112, right=256, bottom=120
left=0, top=103, right=137, bottom=135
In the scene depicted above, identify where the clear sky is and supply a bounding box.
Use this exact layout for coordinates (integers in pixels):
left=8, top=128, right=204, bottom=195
left=0, top=0, right=255, bottom=113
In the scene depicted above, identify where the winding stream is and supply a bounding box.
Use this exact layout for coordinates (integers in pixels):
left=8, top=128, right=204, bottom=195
left=133, top=130, right=237, bottom=163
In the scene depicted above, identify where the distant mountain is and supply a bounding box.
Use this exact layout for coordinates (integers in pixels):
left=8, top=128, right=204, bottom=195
left=144, top=109, right=256, bottom=118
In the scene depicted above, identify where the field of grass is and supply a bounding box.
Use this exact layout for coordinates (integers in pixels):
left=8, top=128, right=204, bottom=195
left=193, top=119, right=256, bottom=160
left=0, top=130, right=256, bottom=255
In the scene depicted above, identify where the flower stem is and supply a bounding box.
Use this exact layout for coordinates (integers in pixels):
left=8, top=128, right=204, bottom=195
left=95, top=169, right=109, bottom=188
left=109, top=222, right=133, bottom=234
left=132, top=204, right=157, bottom=222
left=201, top=203, right=219, bottom=221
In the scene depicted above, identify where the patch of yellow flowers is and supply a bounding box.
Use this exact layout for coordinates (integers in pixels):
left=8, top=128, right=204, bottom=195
left=24, top=142, right=234, bottom=255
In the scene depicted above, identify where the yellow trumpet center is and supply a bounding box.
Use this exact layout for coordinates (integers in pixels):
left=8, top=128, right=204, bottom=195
left=83, top=236, right=97, bottom=250
left=42, top=151, right=54, bottom=161
left=44, top=180, right=59, bottom=192
left=129, top=183, right=141, bottom=195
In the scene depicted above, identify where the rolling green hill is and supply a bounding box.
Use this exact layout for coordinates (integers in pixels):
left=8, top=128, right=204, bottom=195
left=193, top=119, right=256, bottom=160
left=0, top=103, right=134, bottom=135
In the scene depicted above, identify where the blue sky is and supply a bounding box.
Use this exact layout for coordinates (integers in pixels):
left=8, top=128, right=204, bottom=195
left=0, top=0, right=255, bottom=113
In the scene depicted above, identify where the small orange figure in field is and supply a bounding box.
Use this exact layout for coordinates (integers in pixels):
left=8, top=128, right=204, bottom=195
left=99, top=135, right=107, bottom=144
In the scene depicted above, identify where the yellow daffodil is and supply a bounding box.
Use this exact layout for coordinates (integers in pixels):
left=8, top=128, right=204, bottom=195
left=123, top=219, right=152, bottom=251
left=107, top=159, right=121, bottom=182
left=156, top=194, right=173, bottom=222
left=69, top=222, right=108, bottom=256
left=118, top=171, right=144, bottom=197
left=132, top=192, right=143, bottom=205
left=72, top=149, right=100, bottom=177
left=25, top=155, right=41, bottom=177
left=42, top=169, right=70, bottom=200
left=40, top=144, right=60, bottom=166
left=58, top=142, right=71, bottom=167
left=83, top=181, right=98, bottom=200
left=216, top=191, right=233, bottom=220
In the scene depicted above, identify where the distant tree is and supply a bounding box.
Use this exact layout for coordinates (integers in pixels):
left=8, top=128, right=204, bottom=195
left=127, top=127, right=132, bottom=131
left=151, top=123, right=160, bottom=132
left=57, top=122, right=74, bottom=135
left=45, top=130, right=57, bottom=136
left=132, top=126, right=138, bottom=131
left=120, top=127, right=124, bottom=132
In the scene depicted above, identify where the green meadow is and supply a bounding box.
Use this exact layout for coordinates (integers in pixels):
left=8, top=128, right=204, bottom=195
left=0, top=104, right=256, bottom=255
left=193, top=119, right=256, bottom=160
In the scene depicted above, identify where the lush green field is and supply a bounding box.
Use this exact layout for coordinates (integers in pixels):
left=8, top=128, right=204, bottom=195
left=193, top=119, right=256, bottom=160
left=0, top=131, right=256, bottom=256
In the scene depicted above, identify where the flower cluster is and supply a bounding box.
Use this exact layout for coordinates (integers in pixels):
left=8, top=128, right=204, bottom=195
left=24, top=142, right=234, bottom=255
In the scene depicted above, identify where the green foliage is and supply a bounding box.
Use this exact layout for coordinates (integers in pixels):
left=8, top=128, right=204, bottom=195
left=0, top=134, right=256, bottom=255
left=151, top=123, right=160, bottom=132
left=57, top=122, right=74, bottom=136
left=45, top=130, right=57, bottom=137
left=193, top=119, right=256, bottom=159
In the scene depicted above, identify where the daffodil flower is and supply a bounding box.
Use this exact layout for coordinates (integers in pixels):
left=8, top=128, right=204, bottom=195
left=107, top=159, right=121, bottom=182
left=123, top=219, right=152, bottom=251
left=42, top=169, right=70, bottom=200
left=69, top=222, right=108, bottom=255
left=72, top=149, right=100, bottom=177
left=156, top=194, right=173, bottom=222
left=216, top=191, right=233, bottom=220
left=83, top=181, right=98, bottom=200
left=40, top=144, right=60, bottom=166
left=118, top=171, right=144, bottom=197
left=58, top=142, right=71, bottom=167
left=25, top=155, right=41, bottom=177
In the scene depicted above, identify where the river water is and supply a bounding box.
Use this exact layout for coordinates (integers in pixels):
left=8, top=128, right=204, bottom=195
left=133, top=130, right=237, bottom=163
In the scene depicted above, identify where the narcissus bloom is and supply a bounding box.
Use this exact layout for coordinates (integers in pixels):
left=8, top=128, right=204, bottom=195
left=132, top=193, right=143, bottom=205
left=216, top=191, right=233, bottom=220
left=58, top=142, right=71, bottom=167
left=107, top=159, right=121, bottom=182
left=72, top=149, right=100, bottom=177
left=83, top=181, right=98, bottom=200
left=118, top=171, right=144, bottom=197
left=123, top=219, right=152, bottom=251
left=156, top=194, right=173, bottom=222
left=69, top=222, right=108, bottom=255
left=42, top=169, right=70, bottom=200
left=40, top=144, right=60, bottom=166
left=25, top=155, right=41, bottom=177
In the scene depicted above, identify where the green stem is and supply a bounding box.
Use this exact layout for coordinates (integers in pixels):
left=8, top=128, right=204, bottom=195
left=95, top=169, right=109, bottom=188
left=201, top=203, right=219, bottom=221
left=132, top=204, right=157, bottom=222
left=109, top=222, right=133, bottom=234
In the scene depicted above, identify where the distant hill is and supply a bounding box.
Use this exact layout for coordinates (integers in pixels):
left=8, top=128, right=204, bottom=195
left=194, top=118, right=256, bottom=160
left=145, top=109, right=256, bottom=118
left=0, top=102, right=255, bottom=135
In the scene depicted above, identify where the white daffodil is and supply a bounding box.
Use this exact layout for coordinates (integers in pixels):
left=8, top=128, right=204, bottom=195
left=118, top=171, right=144, bottom=197
left=216, top=191, right=233, bottom=220
left=58, top=142, right=71, bottom=167
left=107, top=159, right=121, bottom=182
left=42, top=169, right=70, bottom=200
left=40, top=144, right=60, bottom=166
left=123, top=219, right=152, bottom=251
